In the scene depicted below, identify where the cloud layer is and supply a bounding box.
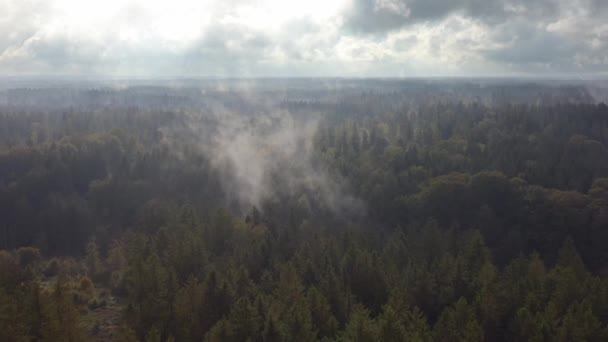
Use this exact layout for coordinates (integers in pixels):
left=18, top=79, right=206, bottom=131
left=1, top=0, right=607, bottom=77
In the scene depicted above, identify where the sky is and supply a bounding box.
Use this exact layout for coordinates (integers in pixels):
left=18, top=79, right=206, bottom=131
left=1, top=0, right=607, bottom=78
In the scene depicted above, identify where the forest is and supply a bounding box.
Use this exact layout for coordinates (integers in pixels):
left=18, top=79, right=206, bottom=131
left=1, top=79, right=608, bottom=341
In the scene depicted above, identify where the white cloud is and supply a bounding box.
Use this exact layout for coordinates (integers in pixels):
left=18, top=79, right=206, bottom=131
left=0, top=0, right=606, bottom=77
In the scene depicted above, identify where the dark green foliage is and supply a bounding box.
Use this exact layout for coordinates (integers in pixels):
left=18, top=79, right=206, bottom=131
left=107, top=210, right=608, bottom=342
left=1, top=85, right=608, bottom=340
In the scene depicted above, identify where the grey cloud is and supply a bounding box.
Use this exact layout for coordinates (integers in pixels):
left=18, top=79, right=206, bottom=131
left=341, top=0, right=608, bottom=75
left=180, top=26, right=274, bottom=76
left=343, top=0, right=561, bottom=34
left=0, top=1, right=47, bottom=49
left=589, top=0, right=608, bottom=16
left=484, top=23, right=572, bottom=65
left=0, top=0, right=50, bottom=69
left=392, top=36, right=418, bottom=51
left=178, top=16, right=343, bottom=76
left=24, top=36, right=104, bottom=69
left=0, top=0, right=607, bottom=77
left=477, top=12, right=608, bottom=73
left=0, top=1, right=110, bottom=75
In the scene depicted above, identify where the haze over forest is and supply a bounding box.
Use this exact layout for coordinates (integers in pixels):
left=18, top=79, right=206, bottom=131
left=2, top=1, right=608, bottom=342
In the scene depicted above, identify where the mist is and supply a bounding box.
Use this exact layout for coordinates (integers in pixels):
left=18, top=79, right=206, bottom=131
left=159, top=91, right=365, bottom=219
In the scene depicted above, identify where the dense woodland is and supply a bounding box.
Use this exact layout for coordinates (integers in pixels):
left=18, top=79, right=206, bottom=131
left=1, top=80, right=608, bottom=341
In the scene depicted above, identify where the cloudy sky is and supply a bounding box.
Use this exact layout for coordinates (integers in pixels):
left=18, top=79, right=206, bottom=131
left=1, top=0, right=607, bottom=78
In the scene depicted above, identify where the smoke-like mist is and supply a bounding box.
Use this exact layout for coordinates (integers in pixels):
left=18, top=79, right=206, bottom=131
left=211, top=108, right=317, bottom=208
left=160, top=96, right=364, bottom=218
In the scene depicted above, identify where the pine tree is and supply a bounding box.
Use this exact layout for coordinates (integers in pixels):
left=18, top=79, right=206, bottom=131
left=85, top=237, right=102, bottom=279
left=43, top=278, right=85, bottom=342
left=307, top=287, right=338, bottom=339
left=434, top=297, right=483, bottom=342
left=174, top=276, right=206, bottom=341
left=339, top=305, right=378, bottom=342
left=557, top=237, right=586, bottom=276
left=229, top=297, right=262, bottom=341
